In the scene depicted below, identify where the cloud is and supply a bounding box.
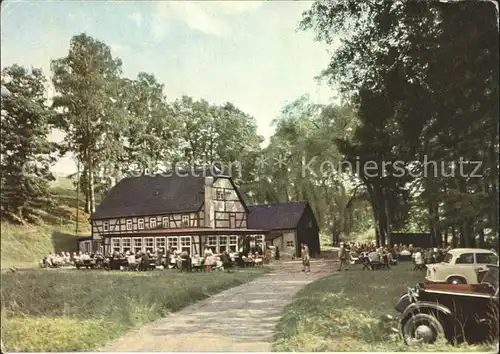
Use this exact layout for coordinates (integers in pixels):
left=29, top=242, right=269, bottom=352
left=150, top=1, right=263, bottom=41
left=128, top=12, right=143, bottom=27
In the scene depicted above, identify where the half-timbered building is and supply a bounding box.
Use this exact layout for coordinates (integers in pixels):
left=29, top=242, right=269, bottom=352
left=79, top=170, right=268, bottom=255
left=78, top=170, right=320, bottom=257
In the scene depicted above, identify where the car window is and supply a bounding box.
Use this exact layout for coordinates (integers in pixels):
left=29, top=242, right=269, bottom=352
left=475, top=253, right=499, bottom=264
left=443, top=253, right=453, bottom=263
left=455, top=253, right=474, bottom=264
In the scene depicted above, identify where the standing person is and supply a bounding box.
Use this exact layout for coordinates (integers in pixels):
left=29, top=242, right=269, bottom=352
left=221, top=250, right=233, bottom=272
left=338, top=242, right=349, bottom=271
left=301, top=243, right=311, bottom=272
left=275, top=246, right=280, bottom=261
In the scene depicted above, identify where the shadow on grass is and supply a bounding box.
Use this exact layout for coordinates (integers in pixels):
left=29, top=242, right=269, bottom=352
left=52, top=231, right=80, bottom=253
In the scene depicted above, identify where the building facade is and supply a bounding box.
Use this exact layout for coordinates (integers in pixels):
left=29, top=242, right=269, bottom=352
left=79, top=170, right=320, bottom=256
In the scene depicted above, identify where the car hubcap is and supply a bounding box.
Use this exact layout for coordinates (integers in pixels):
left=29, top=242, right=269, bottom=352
left=415, top=325, right=434, bottom=342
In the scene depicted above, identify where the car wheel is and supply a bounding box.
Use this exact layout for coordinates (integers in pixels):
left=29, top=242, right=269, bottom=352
left=402, top=313, right=447, bottom=346
left=447, top=277, right=466, bottom=285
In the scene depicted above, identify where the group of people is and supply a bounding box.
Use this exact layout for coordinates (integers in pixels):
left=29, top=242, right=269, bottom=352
left=336, top=242, right=452, bottom=271
left=40, top=251, right=89, bottom=268
left=40, top=245, right=268, bottom=272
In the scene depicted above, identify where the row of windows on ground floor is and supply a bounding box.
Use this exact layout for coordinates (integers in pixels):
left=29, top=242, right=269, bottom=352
left=79, top=235, right=266, bottom=255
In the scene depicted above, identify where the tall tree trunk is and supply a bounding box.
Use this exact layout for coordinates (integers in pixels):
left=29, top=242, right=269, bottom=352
left=478, top=228, right=485, bottom=248
left=489, top=133, right=499, bottom=238
left=89, top=163, right=96, bottom=215
left=383, top=186, right=391, bottom=247
left=451, top=227, right=458, bottom=248
left=76, top=159, right=80, bottom=235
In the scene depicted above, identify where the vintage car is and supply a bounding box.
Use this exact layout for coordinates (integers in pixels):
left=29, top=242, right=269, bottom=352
left=393, top=264, right=498, bottom=346
left=425, top=248, right=498, bottom=284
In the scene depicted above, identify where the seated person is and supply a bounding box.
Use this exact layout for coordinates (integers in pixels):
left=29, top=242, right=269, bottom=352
left=400, top=249, right=411, bottom=256
left=126, top=251, right=138, bottom=270
left=367, top=250, right=380, bottom=263
left=81, top=252, right=91, bottom=261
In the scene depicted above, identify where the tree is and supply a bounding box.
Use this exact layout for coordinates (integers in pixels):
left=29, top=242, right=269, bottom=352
left=51, top=33, right=126, bottom=214
left=0, top=65, right=57, bottom=223
left=119, top=73, right=179, bottom=175
left=300, top=0, right=499, bottom=247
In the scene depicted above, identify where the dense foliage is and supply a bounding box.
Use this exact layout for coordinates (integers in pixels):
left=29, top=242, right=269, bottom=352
left=300, top=0, right=499, bottom=247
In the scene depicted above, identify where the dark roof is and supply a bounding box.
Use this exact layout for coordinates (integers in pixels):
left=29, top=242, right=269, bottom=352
left=247, top=201, right=308, bottom=230
left=92, top=168, right=223, bottom=220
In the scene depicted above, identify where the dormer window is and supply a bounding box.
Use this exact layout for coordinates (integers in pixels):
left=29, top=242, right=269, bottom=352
left=126, top=219, right=132, bottom=231
left=162, top=217, right=169, bottom=228
left=138, top=218, right=144, bottom=229
left=216, top=188, right=225, bottom=200
left=103, top=221, right=109, bottom=232
left=150, top=217, right=157, bottom=229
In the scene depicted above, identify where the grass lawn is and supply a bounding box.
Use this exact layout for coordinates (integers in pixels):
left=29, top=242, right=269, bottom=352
left=1, top=177, right=94, bottom=270
left=273, top=262, right=498, bottom=352
left=1, top=267, right=266, bottom=351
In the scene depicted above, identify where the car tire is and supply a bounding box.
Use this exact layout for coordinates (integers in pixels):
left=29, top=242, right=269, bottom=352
left=402, top=313, right=447, bottom=346
left=447, top=277, right=466, bottom=285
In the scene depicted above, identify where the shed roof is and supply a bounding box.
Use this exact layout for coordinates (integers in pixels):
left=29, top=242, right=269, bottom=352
left=247, top=201, right=308, bottom=231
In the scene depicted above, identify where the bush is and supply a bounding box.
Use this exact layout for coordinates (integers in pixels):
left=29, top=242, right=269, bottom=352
left=1, top=268, right=265, bottom=351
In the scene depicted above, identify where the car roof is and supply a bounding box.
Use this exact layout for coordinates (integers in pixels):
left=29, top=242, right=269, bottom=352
left=446, top=248, right=496, bottom=255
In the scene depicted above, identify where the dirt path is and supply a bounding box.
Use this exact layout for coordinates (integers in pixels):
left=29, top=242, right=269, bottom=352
left=100, top=259, right=336, bottom=352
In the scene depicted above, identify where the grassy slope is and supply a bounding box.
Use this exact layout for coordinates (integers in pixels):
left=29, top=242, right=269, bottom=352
left=1, top=268, right=266, bottom=351
left=1, top=176, right=93, bottom=269
left=273, top=262, right=498, bottom=352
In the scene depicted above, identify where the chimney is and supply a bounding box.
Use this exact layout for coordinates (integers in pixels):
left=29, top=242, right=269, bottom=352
left=204, top=176, right=215, bottom=228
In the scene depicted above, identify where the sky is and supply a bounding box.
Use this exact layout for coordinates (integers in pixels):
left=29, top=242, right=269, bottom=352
left=1, top=0, right=336, bottom=175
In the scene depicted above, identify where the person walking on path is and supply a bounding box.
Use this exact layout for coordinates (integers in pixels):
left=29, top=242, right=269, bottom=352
left=301, top=243, right=310, bottom=272
left=338, top=242, right=349, bottom=271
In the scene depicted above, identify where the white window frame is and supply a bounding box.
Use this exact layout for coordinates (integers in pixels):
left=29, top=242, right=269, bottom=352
left=150, top=217, right=157, bottom=229
left=122, top=238, right=131, bottom=253
left=167, top=236, right=179, bottom=252
left=111, top=238, right=121, bottom=252
left=219, top=236, right=228, bottom=253
left=162, top=217, right=169, bottom=228
left=145, top=237, right=154, bottom=253
left=126, top=219, right=132, bottom=231
left=255, top=235, right=264, bottom=248
left=229, top=235, right=238, bottom=252
left=181, top=214, right=189, bottom=227
left=103, top=221, right=109, bottom=232
left=138, top=218, right=144, bottom=230
left=132, top=238, right=142, bottom=253
left=207, top=236, right=218, bottom=253
left=180, top=236, right=192, bottom=253
left=216, top=188, right=225, bottom=200
left=155, top=237, right=166, bottom=254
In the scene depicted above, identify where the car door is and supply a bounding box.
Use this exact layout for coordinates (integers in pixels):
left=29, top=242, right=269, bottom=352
left=453, top=252, right=476, bottom=283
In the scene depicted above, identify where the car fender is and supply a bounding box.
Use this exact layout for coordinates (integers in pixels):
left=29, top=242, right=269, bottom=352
left=400, top=301, right=452, bottom=325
